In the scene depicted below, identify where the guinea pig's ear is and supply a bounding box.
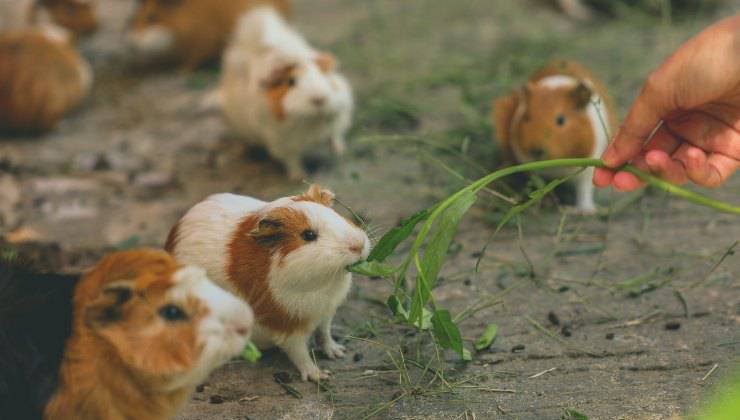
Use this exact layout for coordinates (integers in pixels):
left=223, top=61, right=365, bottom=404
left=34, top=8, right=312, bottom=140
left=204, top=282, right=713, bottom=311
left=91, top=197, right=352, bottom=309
left=249, top=218, right=285, bottom=247
left=570, top=82, right=593, bottom=109
left=297, top=184, right=335, bottom=207
left=315, top=52, right=337, bottom=74
left=84, top=282, right=134, bottom=330
left=157, top=0, right=183, bottom=6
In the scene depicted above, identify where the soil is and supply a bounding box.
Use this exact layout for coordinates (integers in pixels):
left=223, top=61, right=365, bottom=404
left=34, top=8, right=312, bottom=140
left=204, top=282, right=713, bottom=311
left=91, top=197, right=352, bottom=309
left=1, top=1, right=739, bottom=419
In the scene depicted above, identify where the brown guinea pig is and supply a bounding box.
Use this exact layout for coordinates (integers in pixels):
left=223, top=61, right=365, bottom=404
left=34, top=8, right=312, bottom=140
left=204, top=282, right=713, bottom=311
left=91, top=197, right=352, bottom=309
left=493, top=59, right=616, bottom=213
left=44, top=249, right=254, bottom=420
left=33, top=0, right=99, bottom=38
left=127, top=0, right=291, bottom=71
left=0, top=29, right=91, bottom=135
left=0, top=0, right=98, bottom=39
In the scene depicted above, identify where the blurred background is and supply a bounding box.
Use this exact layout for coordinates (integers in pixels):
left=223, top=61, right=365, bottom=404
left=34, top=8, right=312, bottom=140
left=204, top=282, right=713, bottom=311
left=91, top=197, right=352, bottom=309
left=1, top=1, right=739, bottom=418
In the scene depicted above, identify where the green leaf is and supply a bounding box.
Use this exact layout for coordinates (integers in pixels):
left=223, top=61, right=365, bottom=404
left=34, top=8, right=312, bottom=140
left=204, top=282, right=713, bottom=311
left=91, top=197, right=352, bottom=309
left=347, top=260, right=398, bottom=277
left=431, top=309, right=465, bottom=359
left=462, top=348, right=472, bottom=361
left=241, top=341, right=262, bottom=363
left=409, top=191, right=476, bottom=324
left=368, top=208, right=431, bottom=262
left=386, top=295, right=409, bottom=321
left=562, top=409, right=589, bottom=420
left=474, top=324, right=498, bottom=351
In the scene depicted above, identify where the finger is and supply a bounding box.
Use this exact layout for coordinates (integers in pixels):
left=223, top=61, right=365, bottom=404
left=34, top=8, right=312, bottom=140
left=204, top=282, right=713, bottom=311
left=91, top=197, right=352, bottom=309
left=666, top=112, right=740, bottom=159
left=674, top=144, right=740, bottom=187
left=602, top=82, right=665, bottom=168
left=644, top=124, right=681, bottom=155
left=644, top=149, right=688, bottom=185
left=593, top=167, right=614, bottom=187
left=613, top=170, right=644, bottom=191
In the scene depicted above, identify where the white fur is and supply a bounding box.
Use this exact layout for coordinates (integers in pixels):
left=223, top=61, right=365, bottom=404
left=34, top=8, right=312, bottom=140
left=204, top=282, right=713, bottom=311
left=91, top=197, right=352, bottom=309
left=127, top=25, right=175, bottom=57
left=220, top=7, right=354, bottom=180
left=165, top=266, right=253, bottom=391
left=170, top=191, right=370, bottom=381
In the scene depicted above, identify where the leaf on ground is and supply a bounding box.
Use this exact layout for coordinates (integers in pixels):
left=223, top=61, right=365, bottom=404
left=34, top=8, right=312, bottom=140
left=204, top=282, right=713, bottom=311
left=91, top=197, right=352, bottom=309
left=368, top=208, right=431, bottom=262
left=431, top=309, right=465, bottom=359
left=347, top=260, right=398, bottom=277
left=562, top=409, right=589, bottom=420
left=474, top=324, right=498, bottom=351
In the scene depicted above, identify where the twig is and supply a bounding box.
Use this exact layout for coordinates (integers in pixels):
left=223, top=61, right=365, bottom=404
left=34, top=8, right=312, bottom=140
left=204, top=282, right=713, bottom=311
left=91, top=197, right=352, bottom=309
left=689, top=241, right=738, bottom=289
left=609, top=310, right=662, bottom=329
left=701, top=363, right=719, bottom=381
left=529, top=367, right=557, bottom=379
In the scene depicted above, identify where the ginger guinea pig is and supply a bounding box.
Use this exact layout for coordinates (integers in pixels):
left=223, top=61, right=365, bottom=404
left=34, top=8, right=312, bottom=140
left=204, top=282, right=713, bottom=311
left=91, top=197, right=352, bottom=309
left=43, top=249, right=253, bottom=420
left=0, top=29, right=92, bottom=135
left=127, top=0, right=291, bottom=70
left=493, top=59, right=616, bottom=213
left=165, top=184, right=370, bottom=381
left=0, top=0, right=98, bottom=38
left=220, top=7, right=354, bottom=180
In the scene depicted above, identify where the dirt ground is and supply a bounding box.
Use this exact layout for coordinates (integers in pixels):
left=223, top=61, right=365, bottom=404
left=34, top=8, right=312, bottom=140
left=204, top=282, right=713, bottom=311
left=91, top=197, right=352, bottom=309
left=1, top=1, right=739, bottom=419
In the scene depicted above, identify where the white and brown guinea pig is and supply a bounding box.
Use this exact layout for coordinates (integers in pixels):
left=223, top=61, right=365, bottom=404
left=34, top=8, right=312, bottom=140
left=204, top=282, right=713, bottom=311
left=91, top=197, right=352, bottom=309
left=165, top=184, right=370, bottom=381
left=0, top=28, right=92, bottom=135
left=127, top=0, right=291, bottom=70
left=493, top=59, right=616, bottom=213
left=220, top=7, right=354, bottom=180
left=0, top=0, right=98, bottom=38
left=43, top=249, right=254, bottom=420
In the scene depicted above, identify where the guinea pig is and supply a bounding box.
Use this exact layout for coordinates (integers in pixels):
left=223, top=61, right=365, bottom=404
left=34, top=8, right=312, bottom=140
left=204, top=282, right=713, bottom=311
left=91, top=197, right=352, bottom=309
left=493, top=59, right=616, bottom=213
left=127, top=0, right=291, bottom=71
left=165, top=184, right=370, bottom=381
left=0, top=0, right=98, bottom=39
left=0, top=28, right=92, bottom=135
left=39, top=249, right=254, bottom=420
left=220, top=7, right=354, bottom=180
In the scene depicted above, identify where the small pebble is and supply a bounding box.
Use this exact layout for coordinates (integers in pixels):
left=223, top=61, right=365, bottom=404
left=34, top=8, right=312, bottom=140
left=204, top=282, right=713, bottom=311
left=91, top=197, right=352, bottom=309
left=511, top=344, right=525, bottom=353
left=353, top=352, right=363, bottom=362
left=463, top=278, right=472, bottom=286
left=561, top=326, right=572, bottom=337
left=209, top=395, right=224, bottom=404
left=605, top=332, right=615, bottom=340
left=557, top=286, right=570, bottom=293
left=273, top=371, right=292, bottom=384
left=665, top=321, right=681, bottom=331
left=195, top=384, right=205, bottom=393
left=547, top=311, right=560, bottom=326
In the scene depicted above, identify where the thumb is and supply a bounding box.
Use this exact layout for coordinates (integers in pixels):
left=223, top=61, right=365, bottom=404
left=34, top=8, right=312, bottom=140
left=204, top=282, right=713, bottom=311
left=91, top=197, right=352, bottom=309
left=602, top=85, right=665, bottom=168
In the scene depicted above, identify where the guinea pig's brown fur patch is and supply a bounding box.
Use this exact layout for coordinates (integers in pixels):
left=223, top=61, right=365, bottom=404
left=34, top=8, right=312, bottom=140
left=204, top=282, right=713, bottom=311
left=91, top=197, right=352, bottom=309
left=164, top=219, right=181, bottom=253
left=261, top=64, right=299, bottom=121
left=315, top=52, right=336, bottom=74
left=492, top=58, right=616, bottom=164
left=0, top=30, right=87, bottom=135
left=228, top=210, right=311, bottom=334
left=129, top=0, right=291, bottom=70
left=34, top=0, right=99, bottom=38
left=45, top=250, right=209, bottom=420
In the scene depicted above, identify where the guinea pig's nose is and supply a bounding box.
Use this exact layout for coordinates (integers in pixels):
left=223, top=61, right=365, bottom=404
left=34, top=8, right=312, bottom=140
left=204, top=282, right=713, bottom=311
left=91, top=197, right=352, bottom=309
left=311, top=96, right=326, bottom=107
left=530, top=148, right=547, bottom=160
left=348, top=242, right=364, bottom=254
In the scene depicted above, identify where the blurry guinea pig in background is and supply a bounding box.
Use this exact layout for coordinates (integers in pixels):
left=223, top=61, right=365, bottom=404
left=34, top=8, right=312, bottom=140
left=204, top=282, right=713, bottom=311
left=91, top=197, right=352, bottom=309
left=0, top=249, right=254, bottom=420
left=0, top=0, right=98, bottom=39
left=0, top=0, right=98, bottom=136
left=126, top=0, right=291, bottom=71
left=0, top=29, right=92, bottom=135
left=220, top=7, right=354, bottom=180
left=493, top=59, right=616, bottom=213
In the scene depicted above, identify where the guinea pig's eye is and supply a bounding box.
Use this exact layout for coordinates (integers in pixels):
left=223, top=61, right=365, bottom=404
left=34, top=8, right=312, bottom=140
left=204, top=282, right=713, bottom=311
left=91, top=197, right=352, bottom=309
left=158, top=304, right=188, bottom=322
left=555, top=114, right=566, bottom=126
left=301, top=229, right=318, bottom=242
left=286, top=77, right=296, bottom=87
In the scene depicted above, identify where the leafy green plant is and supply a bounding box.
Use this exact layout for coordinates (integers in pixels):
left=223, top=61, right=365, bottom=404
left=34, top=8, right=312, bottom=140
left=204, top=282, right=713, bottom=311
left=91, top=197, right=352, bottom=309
left=349, top=158, right=740, bottom=359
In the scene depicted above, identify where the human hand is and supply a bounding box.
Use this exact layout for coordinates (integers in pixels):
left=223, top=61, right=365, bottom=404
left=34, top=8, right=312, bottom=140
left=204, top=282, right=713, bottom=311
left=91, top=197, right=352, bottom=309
left=594, top=15, right=740, bottom=191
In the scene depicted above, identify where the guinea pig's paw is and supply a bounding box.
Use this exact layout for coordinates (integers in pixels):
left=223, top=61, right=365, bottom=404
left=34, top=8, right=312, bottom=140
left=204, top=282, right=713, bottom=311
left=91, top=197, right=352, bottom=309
left=302, top=366, right=331, bottom=382
left=565, top=205, right=598, bottom=216
left=322, top=341, right=346, bottom=359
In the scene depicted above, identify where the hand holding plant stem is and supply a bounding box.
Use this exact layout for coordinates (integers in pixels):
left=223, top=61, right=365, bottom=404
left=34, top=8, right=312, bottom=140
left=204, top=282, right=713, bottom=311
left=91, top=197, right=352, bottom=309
left=594, top=15, right=740, bottom=191
left=350, top=158, right=740, bottom=360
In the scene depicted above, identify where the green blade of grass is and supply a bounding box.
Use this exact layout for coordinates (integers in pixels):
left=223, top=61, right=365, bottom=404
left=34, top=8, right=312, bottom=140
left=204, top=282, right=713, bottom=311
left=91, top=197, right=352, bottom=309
left=368, top=208, right=432, bottom=263
left=348, top=260, right=398, bottom=277
left=431, top=309, right=465, bottom=359
left=474, top=324, right=499, bottom=351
